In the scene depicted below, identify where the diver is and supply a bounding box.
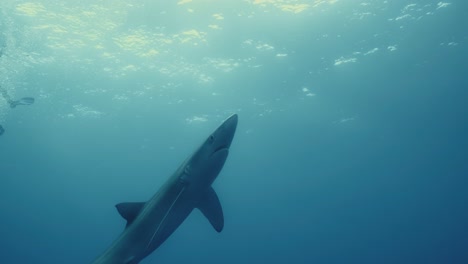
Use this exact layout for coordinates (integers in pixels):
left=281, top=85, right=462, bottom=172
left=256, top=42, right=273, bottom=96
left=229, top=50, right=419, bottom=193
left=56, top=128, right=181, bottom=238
left=0, top=86, right=34, bottom=136
left=1, top=87, right=34, bottom=108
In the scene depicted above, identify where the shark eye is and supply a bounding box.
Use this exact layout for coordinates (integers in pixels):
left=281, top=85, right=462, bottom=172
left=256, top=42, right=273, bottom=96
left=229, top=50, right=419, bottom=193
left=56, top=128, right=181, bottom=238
left=208, top=135, right=214, bottom=143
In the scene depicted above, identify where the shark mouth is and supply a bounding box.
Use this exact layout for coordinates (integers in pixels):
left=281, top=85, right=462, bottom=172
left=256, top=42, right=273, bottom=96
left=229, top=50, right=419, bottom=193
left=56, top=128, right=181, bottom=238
left=213, top=145, right=228, bottom=155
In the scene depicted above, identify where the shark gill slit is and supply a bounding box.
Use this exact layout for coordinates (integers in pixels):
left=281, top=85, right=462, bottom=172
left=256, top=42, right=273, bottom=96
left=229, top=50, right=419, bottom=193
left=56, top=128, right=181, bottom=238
left=146, top=186, right=186, bottom=250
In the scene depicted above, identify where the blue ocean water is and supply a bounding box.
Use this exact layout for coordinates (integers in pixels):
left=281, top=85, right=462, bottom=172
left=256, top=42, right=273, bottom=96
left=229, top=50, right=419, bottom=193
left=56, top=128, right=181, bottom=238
left=1, top=1, right=467, bottom=263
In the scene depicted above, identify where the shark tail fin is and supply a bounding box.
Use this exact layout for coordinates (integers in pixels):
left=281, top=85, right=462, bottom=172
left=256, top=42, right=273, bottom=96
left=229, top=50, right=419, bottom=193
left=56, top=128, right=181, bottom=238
left=116, top=202, right=145, bottom=228
left=197, top=187, right=224, bottom=232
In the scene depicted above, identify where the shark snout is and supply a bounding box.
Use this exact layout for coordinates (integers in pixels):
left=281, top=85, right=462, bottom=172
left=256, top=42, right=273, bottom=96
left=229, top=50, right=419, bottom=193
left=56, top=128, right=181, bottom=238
left=209, top=114, right=238, bottom=156
left=219, top=114, right=238, bottom=149
left=225, top=114, right=238, bottom=127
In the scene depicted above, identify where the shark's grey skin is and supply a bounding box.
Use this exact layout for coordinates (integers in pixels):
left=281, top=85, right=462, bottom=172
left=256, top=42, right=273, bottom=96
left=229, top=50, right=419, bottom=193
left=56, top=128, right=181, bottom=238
left=92, top=114, right=238, bottom=264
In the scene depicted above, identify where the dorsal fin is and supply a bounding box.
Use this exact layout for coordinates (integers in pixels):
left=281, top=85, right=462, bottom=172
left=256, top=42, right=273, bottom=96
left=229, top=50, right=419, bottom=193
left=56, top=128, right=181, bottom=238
left=197, top=187, right=224, bottom=232
left=115, top=202, right=145, bottom=228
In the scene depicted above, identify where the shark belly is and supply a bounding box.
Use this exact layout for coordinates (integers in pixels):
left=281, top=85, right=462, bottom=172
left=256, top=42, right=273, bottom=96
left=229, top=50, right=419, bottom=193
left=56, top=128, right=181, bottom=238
left=140, top=191, right=196, bottom=260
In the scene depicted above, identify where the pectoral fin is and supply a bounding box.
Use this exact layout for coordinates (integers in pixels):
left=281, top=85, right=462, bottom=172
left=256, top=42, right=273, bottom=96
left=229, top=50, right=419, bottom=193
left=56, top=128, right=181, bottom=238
left=115, top=202, right=145, bottom=228
left=197, top=187, right=224, bottom=232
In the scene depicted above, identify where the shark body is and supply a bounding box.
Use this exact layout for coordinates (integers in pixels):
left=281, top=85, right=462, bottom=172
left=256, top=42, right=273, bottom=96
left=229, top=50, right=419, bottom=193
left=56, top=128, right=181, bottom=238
left=92, top=114, right=238, bottom=264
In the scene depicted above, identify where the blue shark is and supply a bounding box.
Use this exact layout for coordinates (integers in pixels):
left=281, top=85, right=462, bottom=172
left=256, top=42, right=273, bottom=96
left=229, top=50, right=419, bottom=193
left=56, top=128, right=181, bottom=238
left=92, top=114, right=238, bottom=264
